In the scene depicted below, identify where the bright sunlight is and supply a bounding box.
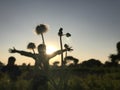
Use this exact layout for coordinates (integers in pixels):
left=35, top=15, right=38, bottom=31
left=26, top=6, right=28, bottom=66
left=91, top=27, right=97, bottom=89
left=46, top=45, right=57, bottom=54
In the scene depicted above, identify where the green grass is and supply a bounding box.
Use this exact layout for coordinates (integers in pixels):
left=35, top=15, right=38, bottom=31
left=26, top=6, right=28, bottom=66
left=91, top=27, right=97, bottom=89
left=0, top=67, right=120, bottom=90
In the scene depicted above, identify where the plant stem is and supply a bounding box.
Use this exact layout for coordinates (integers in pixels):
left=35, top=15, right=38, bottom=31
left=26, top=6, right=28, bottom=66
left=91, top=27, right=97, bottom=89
left=41, top=33, right=45, bottom=44
left=60, top=35, right=64, bottom=66
left=32, top=49, right=35, bottom=54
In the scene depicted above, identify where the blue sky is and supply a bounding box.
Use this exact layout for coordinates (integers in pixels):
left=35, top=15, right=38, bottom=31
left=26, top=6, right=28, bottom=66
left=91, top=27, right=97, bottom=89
left=0, top=0, right=120, bottom=65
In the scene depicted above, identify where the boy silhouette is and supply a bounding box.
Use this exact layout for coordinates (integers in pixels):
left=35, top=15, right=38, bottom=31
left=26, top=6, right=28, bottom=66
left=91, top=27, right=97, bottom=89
left=9, top=44, right=72, bottom=71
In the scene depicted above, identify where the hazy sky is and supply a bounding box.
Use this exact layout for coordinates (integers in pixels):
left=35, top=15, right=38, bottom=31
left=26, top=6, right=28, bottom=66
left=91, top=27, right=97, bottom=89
left=0, top=0, right=120, bottom=65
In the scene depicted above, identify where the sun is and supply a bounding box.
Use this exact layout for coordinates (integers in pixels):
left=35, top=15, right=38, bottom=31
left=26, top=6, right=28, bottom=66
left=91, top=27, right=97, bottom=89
left=46, top=45, right=57, bottom=54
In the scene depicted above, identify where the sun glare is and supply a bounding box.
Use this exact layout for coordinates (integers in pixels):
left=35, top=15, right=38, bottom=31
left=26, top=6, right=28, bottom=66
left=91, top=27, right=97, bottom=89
left=46, top=46, right=57, bottom=54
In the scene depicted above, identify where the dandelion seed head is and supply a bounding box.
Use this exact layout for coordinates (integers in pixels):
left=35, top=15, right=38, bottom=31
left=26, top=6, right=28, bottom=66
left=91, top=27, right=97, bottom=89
left=35, top=24, right=49, bottom=35
left=27, top=42, right=36, bottom=49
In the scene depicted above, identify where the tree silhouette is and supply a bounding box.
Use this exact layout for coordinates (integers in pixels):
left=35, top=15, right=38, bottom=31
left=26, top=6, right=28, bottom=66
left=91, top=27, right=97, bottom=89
left=64, top=56, right=79, bottom=66
left=109, top=41, right=120, bottom=66
left=81, top=59, right=102, bottom=67
left=117, top=41, right=120, bottom=54
left=109, top=54, right=119, bottom=66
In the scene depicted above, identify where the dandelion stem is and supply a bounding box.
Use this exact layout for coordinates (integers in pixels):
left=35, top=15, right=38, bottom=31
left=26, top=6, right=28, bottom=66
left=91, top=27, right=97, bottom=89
left=32, top=49, right=35, bottom=54
left=41, top=33, right=45, bottom=45
left=60, top=35, right=64, bottom=66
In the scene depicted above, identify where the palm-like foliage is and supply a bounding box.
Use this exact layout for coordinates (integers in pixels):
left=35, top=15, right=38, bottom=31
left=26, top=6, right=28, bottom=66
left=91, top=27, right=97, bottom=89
left=35, top=24, right=48, bottom=44
left=27, top=42, right=36, bottom=54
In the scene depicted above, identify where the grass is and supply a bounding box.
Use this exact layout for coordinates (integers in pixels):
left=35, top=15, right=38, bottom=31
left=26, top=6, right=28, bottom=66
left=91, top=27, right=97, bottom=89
left=0, top=66, right=120, bottom=90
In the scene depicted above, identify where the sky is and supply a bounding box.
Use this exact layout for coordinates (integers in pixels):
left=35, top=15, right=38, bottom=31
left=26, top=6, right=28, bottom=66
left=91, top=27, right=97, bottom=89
left=0, top=0, right=120, bottom=65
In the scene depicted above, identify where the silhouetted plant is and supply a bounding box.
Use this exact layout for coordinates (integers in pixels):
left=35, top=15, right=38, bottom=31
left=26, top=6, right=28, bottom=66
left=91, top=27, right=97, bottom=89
left=35, top=24, right=48, bottom=44
left=48, top=67, right=71, bottom=90
left=66, top=33, right=71, bottom=37
left=58, top=28, right=71, bottom=66
left=64, top=44, right=73, bottom=57
left=27, top=42, right=36, bottom=54
left=58, top=28, right=64, bottom=66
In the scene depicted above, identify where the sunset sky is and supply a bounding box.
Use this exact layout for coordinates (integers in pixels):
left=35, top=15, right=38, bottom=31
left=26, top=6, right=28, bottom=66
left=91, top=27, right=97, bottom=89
left=0, top=0, right=120, bottom=65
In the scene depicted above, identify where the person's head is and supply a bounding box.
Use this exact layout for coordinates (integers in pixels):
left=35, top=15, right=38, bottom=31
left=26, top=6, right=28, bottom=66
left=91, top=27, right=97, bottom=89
left=117, top=41, right=120, bottom=54
left=37, top=44, right=46, bottom=53
left=8, top=56, right=16, bottom=65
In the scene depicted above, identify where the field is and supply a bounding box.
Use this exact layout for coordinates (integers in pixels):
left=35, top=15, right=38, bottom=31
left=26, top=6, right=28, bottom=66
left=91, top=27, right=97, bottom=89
left=0, top=66, right=120, bottom=90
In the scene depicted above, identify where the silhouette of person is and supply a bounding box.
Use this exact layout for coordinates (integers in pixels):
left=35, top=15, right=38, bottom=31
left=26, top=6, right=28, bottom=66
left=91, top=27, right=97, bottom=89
left=9, top=44, right=72, bottom=90
left=9, top=44, right=72, bottom=71
left=1, top=56, right=21, bottom=81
